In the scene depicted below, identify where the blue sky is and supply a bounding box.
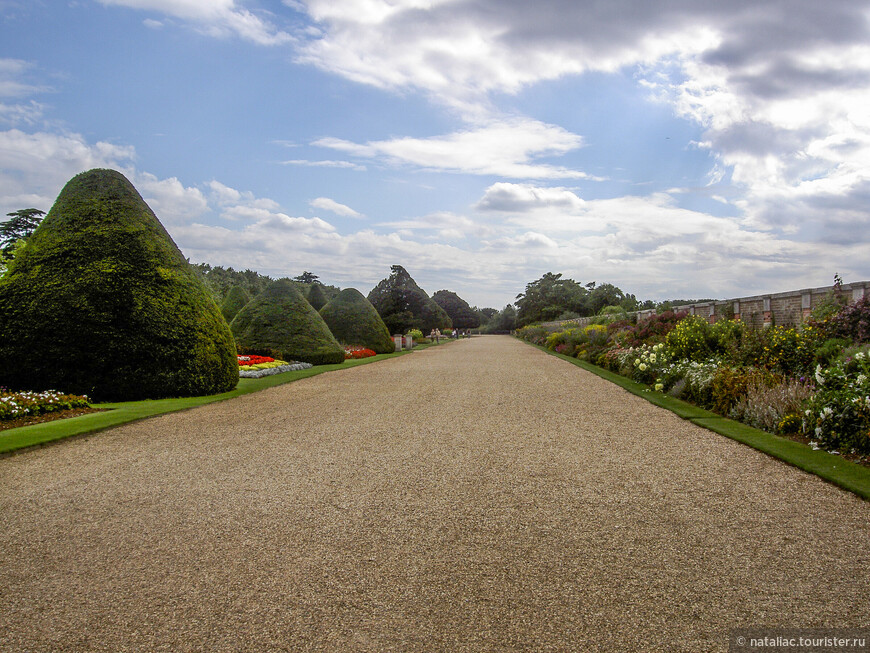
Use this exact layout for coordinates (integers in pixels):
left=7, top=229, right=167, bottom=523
left=2, top=0, right=869, bottom=308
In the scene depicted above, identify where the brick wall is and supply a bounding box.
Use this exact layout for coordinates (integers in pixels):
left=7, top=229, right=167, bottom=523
left=543, top=280, right=870, bottom=330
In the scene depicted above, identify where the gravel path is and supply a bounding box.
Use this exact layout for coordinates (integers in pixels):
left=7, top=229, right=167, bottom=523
left=1, top=335, right=868, bottom=652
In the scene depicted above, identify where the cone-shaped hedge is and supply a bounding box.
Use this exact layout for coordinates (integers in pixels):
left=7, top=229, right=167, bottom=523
left=230, top=278, right=345, bottom=365
left=0, top=169, right=238, bottom=401
left=306, top=283, right=328, bottom=311
left=319, top=288, right=396, bottom=354
left=221, top=285, right=251, bottom=323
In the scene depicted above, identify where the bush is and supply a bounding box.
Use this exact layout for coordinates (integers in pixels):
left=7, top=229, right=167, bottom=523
left=667, top=315, right=713, bottom=362
left=515, top=325, right=550, bottom=346
left=730, top=378, right=814, bottom=434
left=803, top=347, right=870, bottom=454
left=319, top=288, right=395, bottom=354
left=826, top=295, right=870, bottom=343
left=0, top=169, right=238, bottom=401
left=231, top=279, right=345, bottom=365
left=622, top=310, right=687, bottom=348
left=711, top=366, right=779, bottom=416
left=220, top=285, right=251, bottom=323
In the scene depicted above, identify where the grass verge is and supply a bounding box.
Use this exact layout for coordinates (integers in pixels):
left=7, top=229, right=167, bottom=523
left=527, top=341, right=870, bottom=501
left=0, top=349, right=416, bottom=455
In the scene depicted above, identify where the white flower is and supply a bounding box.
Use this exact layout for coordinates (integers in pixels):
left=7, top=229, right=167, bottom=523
left=639, top=363, right=647, bottom=371
left=654, top=383, right=664, bottom=392
left=809, top=441, right=820, bottom=450
left=822, top=407, right=833, bottom=418
left=815, top=427, right=822, bottom=437
left=815, top=364, right=825, bottom=385
left=649, top=354, right=657, bottom=363
left=856, top=351, right=865, bottom=360
left=857, top=374, right=867, bottom=385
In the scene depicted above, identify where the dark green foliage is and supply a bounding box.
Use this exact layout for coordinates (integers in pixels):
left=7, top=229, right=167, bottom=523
left=319, top=288, right=395, bottom=354
left=220, top=285, right=251, bottom=323
left=230, top=278, right=344, bottom=365
left=294, top=271, right=319, bottom=284
left=190, top=263, right=273, bottom=303
left=0, top=208, right=45, bottom=254
left=367, top=265, right=452, bottom=334
left=306, top=282, right=328, bottom=311
left=432, top=290, right=480, bottom=329
left=480, top=304, right=517, bottom=333
left=0, top=169, right=238, bottom=401
left=515, top=272, right=589, bottom=326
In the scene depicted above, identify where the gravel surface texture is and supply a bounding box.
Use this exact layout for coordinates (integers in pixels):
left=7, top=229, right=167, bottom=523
left=1, top=335, right=868, bottom=652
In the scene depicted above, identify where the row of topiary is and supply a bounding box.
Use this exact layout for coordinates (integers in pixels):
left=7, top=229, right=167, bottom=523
left=516, top=297, right=870, bottom=457
left=0, top=169, right=395, bottom=403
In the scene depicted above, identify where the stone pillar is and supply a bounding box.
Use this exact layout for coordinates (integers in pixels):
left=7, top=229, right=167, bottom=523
left=801, top=293, right=812, bottom=321
left=733, top=301, right=740, bottom=321
left=393, top=335, right=403, bottom=351
left=763, top=297, right=772, bottom=327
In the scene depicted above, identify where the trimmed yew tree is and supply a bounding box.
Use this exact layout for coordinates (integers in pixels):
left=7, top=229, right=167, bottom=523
left=0, top=168, right=238, bottom=401
left=367, top=265, right=452, bottom=334
left=319, top=288, right=396, bottom=354
left=230, top=278, right=345, bottom=365
left=221, top=285, right=251, bottom=323
left=432, top=289, right=481, bottom=329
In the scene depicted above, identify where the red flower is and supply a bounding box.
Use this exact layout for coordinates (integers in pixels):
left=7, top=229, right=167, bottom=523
left=238, top=355, right=275, bottom=366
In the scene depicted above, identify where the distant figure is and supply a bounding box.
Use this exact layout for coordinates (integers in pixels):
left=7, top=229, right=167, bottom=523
left=434, top=328, right=441, bottom=343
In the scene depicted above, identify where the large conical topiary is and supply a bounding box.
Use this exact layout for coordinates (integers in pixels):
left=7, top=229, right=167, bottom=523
left=305, top=283, right=328, bottom=311
left=0, top=169, right=238, bottom=401
left=230, top=278, right=345, bottom=365
left=221, top=285, right=251, bottom=323
left=367, top=264, right=452, bottom=334
left=319, top=288, right=396, bottom=354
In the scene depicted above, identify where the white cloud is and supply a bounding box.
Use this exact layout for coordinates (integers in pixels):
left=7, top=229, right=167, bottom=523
left=0, top=129, right=136, bottom=213
left=135, top=172, right=209, bottom=225
left=310, top=196, right=362, bottom=218
left=315, top=118, right=590, bottom=179
left=97, top=0, right=293, bottom=45
left=280, top=158, right=367, bottom=171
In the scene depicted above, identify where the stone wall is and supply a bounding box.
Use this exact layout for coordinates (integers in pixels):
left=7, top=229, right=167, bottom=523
left=544, top=280, right=870, bottom=330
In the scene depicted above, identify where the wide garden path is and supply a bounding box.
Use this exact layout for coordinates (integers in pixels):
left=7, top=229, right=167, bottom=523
left=1, top=335, right=868, bottom=652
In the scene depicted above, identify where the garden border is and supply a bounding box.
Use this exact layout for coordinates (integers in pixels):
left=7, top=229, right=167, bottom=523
left=524, top=341, right=870, bottom=501
left=0, top=343, right=450, bottom=456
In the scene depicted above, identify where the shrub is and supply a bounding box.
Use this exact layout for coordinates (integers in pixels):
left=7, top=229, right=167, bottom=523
left=221, top=285, right=251, bottom=323
left=0, top=169, right=238, bottom=401
left=231, top=279, right=345, bottom=365
left=667, top=315, right=713, bottom=362
left=319, top=288, right=395, bottom=354
left=826, top=296, right=870, bottom=343
left=709, top=366, right=777, bottom=416
left=803, top=347, right=870, bottom=454
left=626, top=343, right=670, bottom=385
left=622, top=310, right=687, bottom=348
left=515, top=325, right=550, bottom=346
left=730, top=378, right=814, bottom=434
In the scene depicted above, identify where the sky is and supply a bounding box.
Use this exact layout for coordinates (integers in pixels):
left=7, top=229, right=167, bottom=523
left=1, top=0, right=869, bottom=309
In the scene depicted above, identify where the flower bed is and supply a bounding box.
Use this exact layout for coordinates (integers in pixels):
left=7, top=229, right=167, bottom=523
left=516, top=293, right=870, bottom=461
left=344, top=346, right=377, bottom=359
left=239, top=362, right=313, bottom=378
left=0, top=389, right=90, bottom=421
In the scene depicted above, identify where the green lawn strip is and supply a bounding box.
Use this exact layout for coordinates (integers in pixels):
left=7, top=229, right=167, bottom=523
left=526, top=341, right=870, bottom=500
left=0, top=350, right=412, bottom=455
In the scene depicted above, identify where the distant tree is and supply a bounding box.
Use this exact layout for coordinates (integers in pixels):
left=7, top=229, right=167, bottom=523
left=482, top=304, right=517, bottom=333
left=367, top=265, right=452, bottom=334
left=515, top=272, right=589, bottom=326
left=477, top=307, right=499, bottom=320
left=432, top=290, right=481, bottom=329
left=294, top=271, right=320, bottom=284
left=0, top=208, right=45, bottom=254
left=584, top=282, right=626, bottom=315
